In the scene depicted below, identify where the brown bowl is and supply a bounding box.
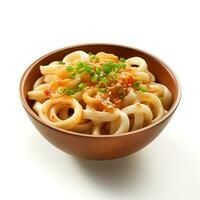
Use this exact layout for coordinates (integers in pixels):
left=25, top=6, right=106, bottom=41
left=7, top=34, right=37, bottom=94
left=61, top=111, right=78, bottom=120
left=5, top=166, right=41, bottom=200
left=19, top=44, right=181, bottom=160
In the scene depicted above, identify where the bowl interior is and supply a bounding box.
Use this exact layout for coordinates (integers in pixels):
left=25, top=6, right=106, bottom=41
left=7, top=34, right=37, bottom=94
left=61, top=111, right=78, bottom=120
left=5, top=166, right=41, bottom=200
left=21, top=44, right=180, bottom=126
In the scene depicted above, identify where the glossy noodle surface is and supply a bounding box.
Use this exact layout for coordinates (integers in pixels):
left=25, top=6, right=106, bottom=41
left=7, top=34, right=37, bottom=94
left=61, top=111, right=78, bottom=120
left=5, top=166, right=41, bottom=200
left=28, top=51, right=172, bottom=135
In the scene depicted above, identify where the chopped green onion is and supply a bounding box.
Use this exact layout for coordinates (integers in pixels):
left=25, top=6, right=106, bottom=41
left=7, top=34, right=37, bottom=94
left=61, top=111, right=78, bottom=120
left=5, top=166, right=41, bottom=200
left=90, top=55, right=96, bottom=59
left=95, top=57, right=99, bottom=62
left=96, top=67, right=102, bottom=75
left=136, top=76, right=143, bottom=81
left=139, top=86, right=148, bottom=92
left=58, top=61, right=65, bottom=65
left=76, top=63, right=85, bottom=73
left=76, top=62, right=94, bottom=74
left=158, top=96, right=164, bottom=102
left=76, top=62, right=86, bottom=71
left=70, top=73, right=77, bottom=78
left=66, top=66, right=74, bottom=71
left=98, top=88, right=107, bottom=93
left=113, top=67, right=119, bottom=73
left=133, top=81, right=140, bottom=87
left=88, top=53, right=99, bottom=62
left=102, top=61, right=126, bottom=74
left=118, top=63, right=126, bottom=68
left=100, top=76, right=109, bottom=84
left=57, top=87, right=65, bottom=94
left=84, top=66, right=94, bottom=74
left=120, top=57, right=126, bottom=63
left=64, top=88, right=77, bottom=96
left=102, top=62, right=114, bottom=70
left=108, top=71, right=117, bottom=80
left=91, top=74, right=98, bottom=83
left=88, top=52, right=93, bottom=56
left=102, top=64, right=112, bottom=74
left=77, top=83, right=86, bottom=91
left=89, top=54, right=99, bottom=62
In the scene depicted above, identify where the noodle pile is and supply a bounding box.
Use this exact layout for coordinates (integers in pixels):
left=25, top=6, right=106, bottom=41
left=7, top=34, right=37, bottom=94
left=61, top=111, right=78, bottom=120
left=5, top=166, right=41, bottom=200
left=28, top=51, right=172, bottom=135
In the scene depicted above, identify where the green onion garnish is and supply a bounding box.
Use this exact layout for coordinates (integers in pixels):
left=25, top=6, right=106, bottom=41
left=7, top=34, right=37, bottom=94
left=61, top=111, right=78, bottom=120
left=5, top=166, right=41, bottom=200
left=64, top=88, right=77, bottom=95
left=102, top=61, right=126, bottom=74
left=84, top=66, right=94, bottom=74
left=77, top=83, right=86, bottom=91
left=58, top=61, right=65, bottom=65
left=76, top=62, right=94, bottom=74
left=91, top=74, right=98, bottom=83
left=66, top=66, right=74, bottom=71
left=158, top=96, right=164, bottom=102
left=120, top=57, right=126, bottom=63
left=88, top=52, right=93, bottom=56
left=96, top=67, right=102, bottom=75
left=102, top=64, right=112, bottom=74
left=100, top=76, right=109, bottom=84
left=139, top=86, right=148, bottom=92
left=70, top=73, right=77, bottom=78
left=133, top=81, right=140, bottom=87
left=57, top=87, right=65, bottom=94
left=98, top=88, right=107, bottom=93
left=108, top=71, right=117, bottom=80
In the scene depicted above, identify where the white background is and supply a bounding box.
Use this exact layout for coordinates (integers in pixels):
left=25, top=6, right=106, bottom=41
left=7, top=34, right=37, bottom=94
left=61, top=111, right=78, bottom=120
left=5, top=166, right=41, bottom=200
left=0, top=0, right=200, bottom=199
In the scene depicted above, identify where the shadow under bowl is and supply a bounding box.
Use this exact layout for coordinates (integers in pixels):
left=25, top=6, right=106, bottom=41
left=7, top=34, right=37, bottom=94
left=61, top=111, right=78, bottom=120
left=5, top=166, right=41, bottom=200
left=19, top=43, right=181, bottom=160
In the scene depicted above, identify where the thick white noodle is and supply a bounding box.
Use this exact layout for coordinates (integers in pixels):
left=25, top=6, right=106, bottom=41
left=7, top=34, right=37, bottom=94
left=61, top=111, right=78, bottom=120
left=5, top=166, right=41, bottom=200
left=40, top=61, right=68, bottom=76
left=44, top=75, right=61, bottom=82
left=123, top=89, right=137, bottom=107
left=28, top=52, right=172, bottom=135
left=70, top=121, right=93, bottom=133
left=33, top=76, right=44, bottom=90
left=125, top=57, right=147, bottom=71
left=73, top=91, right=84, bottom=102
left=122, top=103, right=153, bottom=130
left=38, top=97, right=83, bottom=130
left=82, top=88, right=98, bottom=107
left=111, top=111, right=130, bottom=134
left=92, top=124, right=103, bottom=135
left=135, top=71, right=151, bottom=83
left=62, top=51, right=89, bottom=64
left=147, top=71, right=155, bottom=82
left=138, top=92, right=164, bottom=124
left=109, top=118, right=120, bottom=134
left=149, top=83, right=172, bottom=110
left=33, top=102, right=42, bottom=114
left=34, top=83, right=48, bottom=91
left=162, top=85, right=172, bottom=110
left=83, top=108, right=120, bottom=123
left=49, top=104, right=69, bottom=121
left=28, top=90, right=48, bottom=102
left=28, top=81, right=49, bottom=103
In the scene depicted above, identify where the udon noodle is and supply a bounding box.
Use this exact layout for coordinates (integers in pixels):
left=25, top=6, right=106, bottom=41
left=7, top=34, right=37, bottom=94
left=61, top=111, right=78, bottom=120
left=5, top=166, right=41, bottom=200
left=28, top=51, right=172, bottom=135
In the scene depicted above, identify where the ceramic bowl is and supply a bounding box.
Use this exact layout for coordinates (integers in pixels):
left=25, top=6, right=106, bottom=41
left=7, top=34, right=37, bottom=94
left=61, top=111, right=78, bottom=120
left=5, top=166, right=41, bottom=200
left=19, top=44, right=181, bottom=160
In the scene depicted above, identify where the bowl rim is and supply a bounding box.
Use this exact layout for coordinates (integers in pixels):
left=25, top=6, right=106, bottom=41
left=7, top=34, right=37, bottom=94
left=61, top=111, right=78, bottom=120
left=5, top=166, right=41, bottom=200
left=19, top=43, right=181, bottom=138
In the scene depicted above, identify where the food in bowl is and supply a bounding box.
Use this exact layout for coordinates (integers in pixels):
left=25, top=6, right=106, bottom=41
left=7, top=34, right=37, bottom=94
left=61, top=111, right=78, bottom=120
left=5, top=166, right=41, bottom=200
left=28, top=51, right=172, bottom=135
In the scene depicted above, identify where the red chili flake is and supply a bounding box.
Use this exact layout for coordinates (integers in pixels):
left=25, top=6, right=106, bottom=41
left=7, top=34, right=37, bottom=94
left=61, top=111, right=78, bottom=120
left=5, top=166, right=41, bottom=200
left=125, top=76, right=136, bottom=85
left=44, top=89, right=51, bottom=97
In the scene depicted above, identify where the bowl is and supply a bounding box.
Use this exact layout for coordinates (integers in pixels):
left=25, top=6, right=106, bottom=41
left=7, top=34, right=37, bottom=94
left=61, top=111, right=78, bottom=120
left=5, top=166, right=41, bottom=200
left=19, top=43, right=181, bottom=160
